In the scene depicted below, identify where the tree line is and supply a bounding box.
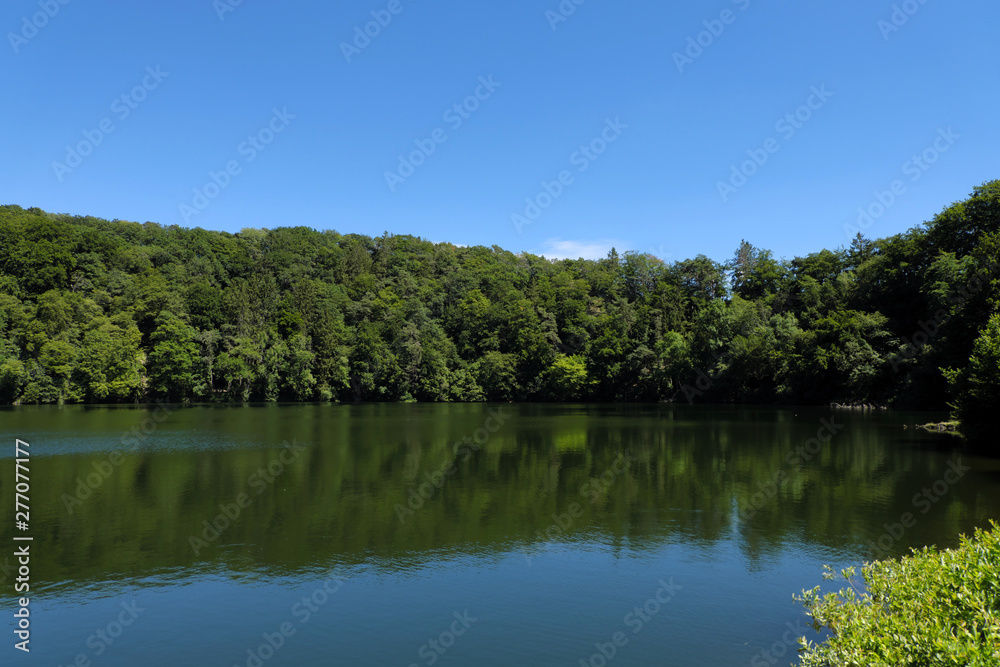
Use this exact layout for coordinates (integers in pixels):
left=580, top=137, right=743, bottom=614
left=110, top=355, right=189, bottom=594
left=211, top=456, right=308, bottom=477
left=0, top=181, right=997, bottom=441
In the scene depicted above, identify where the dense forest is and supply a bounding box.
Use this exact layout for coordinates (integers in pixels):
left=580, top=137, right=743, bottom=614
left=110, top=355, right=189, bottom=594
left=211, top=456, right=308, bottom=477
left=1, top=181, right=998, bottom=441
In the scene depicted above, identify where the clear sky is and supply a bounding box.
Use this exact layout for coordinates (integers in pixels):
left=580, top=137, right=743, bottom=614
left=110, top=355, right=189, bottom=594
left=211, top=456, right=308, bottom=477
left=3, top=0, right=998, bottom=264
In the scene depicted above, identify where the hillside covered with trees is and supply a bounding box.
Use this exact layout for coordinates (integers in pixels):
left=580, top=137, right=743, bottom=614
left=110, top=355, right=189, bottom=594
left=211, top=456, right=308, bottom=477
left=1, top=182, right=998, bottom=440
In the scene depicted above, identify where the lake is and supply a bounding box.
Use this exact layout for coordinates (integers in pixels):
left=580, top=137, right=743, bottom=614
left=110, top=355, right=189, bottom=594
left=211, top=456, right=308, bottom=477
left=2, top=403, right=998, bottom=666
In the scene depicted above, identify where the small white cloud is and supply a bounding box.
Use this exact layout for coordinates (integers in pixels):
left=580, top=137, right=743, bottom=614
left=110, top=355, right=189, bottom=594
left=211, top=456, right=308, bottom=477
left=533, top=238, right=631, bottom=261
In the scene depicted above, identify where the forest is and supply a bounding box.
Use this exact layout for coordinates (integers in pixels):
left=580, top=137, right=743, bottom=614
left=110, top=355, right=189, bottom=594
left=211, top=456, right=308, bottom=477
left=1, top=181, right=998, bottom=443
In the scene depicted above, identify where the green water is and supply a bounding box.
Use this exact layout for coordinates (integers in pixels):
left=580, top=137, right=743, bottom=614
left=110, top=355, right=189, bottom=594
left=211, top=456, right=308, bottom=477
left=1, top=403, right=998, bottom=666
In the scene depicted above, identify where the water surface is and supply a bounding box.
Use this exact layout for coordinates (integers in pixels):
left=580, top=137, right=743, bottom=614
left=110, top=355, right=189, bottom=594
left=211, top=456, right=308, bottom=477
left=2, top=403, right=997, bottom=666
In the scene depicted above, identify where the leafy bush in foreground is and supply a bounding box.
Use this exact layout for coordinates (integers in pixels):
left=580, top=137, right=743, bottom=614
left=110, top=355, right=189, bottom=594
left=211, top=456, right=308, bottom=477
left=797, top=522, right=1000, bottom=666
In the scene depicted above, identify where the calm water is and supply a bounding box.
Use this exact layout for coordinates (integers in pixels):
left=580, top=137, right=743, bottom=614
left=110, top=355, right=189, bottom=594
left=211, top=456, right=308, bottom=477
left=2, top=403, right=998, bottom=666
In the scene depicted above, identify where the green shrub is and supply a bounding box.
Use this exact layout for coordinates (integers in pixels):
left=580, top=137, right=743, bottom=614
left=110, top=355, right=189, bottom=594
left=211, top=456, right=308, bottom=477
left=796, top=522, right=1000, bottom=666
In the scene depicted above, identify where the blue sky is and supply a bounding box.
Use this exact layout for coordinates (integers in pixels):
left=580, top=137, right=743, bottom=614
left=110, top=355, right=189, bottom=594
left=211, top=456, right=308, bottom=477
left=3, top=0, right=998, bottom=264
